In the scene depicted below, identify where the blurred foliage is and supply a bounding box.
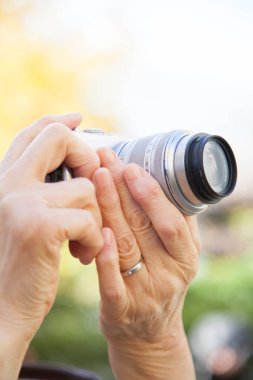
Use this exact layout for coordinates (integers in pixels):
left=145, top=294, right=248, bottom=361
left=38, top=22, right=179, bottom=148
left=184, top=252, right=253, bottom=332
left=184, top=207, right=253, bottom=332
left=1, top=2, right=253, bottom=380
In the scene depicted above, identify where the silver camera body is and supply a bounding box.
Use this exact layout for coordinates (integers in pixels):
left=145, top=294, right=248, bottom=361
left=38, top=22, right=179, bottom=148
left=49, top=128, right=237, bottom=215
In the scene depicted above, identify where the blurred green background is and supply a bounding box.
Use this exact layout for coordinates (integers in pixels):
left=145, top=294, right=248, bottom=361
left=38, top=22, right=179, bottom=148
left=1, top=2, right=252, bottom=380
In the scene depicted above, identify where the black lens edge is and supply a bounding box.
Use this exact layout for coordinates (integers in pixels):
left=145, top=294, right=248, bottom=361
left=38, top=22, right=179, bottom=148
left=185, top=133, right=237, bottom=204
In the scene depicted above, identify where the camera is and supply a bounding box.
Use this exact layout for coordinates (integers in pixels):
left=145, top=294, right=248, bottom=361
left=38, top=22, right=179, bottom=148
left=47, top=128, right=237, bottom=215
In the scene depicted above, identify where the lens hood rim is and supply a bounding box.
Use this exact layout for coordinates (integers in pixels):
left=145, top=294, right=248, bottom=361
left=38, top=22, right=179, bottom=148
left=185, top=134, right=237, bottom=204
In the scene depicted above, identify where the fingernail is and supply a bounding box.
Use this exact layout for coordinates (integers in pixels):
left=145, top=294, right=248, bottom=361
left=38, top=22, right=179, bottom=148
left=102, top=148, right=115, bottom=165
left=103, top=228, right=112, bottom=246
left=79, top=255, right=94, bottom=265
left=124, top=164, right=144, bottom=181
left=95, top=168, right=112, bottom=188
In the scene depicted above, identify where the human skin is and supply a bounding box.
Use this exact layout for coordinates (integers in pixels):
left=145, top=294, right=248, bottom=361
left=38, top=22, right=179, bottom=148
left=0, top=115, right=198, bottom=380
left=0, top=114, right=104, bottom=380
left=93, top=149, right=200, bottom=380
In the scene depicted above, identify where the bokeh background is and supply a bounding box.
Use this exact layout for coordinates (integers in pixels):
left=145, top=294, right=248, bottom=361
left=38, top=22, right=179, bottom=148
left=1, top=1, right=253, bottom=379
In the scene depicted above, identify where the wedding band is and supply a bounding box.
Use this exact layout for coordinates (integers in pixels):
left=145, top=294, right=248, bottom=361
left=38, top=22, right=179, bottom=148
left=121, top=257, right=143, bottom=277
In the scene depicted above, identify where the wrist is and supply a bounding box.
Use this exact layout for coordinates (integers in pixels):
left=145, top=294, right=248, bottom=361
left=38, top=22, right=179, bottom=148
left=107, top=320, right=195, bottom=380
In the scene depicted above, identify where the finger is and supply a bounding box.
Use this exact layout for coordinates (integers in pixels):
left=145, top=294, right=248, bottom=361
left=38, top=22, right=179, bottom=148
left=51, top=208, right=104, bottom=265
left=98, top=148, right=164, bottom=264
left=0, top=113, right=82, bottom=173
left=124, top=164, right=197, bottom=262
left=40, top=178, right=102, bottom=226
left=12, top=122, right=100, bottom=182
left=93, top=167, right=142, bottom=272
left=97, top=147, right=131, bottom=201
left=96, top=228, right=127, bottom=319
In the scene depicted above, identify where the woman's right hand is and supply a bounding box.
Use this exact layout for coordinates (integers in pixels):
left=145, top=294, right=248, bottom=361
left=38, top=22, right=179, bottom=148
left=0, top=114, right=104, bottom=380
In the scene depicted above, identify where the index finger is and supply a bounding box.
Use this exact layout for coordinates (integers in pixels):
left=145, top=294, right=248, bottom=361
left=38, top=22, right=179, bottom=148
left=11, top=123, right=100, bottom=181
left=0, top=113, right=83, bottom=174
left=124, top=164, right=197, bottom=261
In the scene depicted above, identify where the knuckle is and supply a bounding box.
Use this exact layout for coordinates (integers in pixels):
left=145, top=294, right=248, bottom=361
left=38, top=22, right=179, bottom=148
left=117, top=232, right=136, bottom=255
left=82, top=210, right=95, bottom=228
left=103, top=285, right=123, bottom=304
left=135, top=180, right=161, bottom=203
left=43, top=122, right=69, bottom=139
left=14, top=128, right=29, bottom=143
left=40, top=123, right=71, bottom=153
left=82, top=212, right=101, bottom=245
left=160, top=216, right=186, bottom=239
left=127, top=208, right=151, bottom=232
left=113, top=173, right=125, bottom=188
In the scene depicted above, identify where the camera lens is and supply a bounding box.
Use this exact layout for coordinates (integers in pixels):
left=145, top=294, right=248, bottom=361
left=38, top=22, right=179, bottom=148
left=49, top=129, right=237, bottom=215
left=185, top=134, right=237, bottom=204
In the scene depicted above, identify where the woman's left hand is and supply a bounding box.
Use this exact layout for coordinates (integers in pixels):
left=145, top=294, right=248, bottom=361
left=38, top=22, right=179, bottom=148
left=93, top=149, right=200, bottom=380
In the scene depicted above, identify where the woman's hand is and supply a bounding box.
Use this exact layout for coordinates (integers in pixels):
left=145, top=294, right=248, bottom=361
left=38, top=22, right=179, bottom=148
left=0, top=114, right=104, bottom=379
left=93, top=149, right=200, bottom=380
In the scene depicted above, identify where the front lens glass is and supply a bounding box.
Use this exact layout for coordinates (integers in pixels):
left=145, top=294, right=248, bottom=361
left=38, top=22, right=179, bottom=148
left=203, top=141, right=229, bottom=194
